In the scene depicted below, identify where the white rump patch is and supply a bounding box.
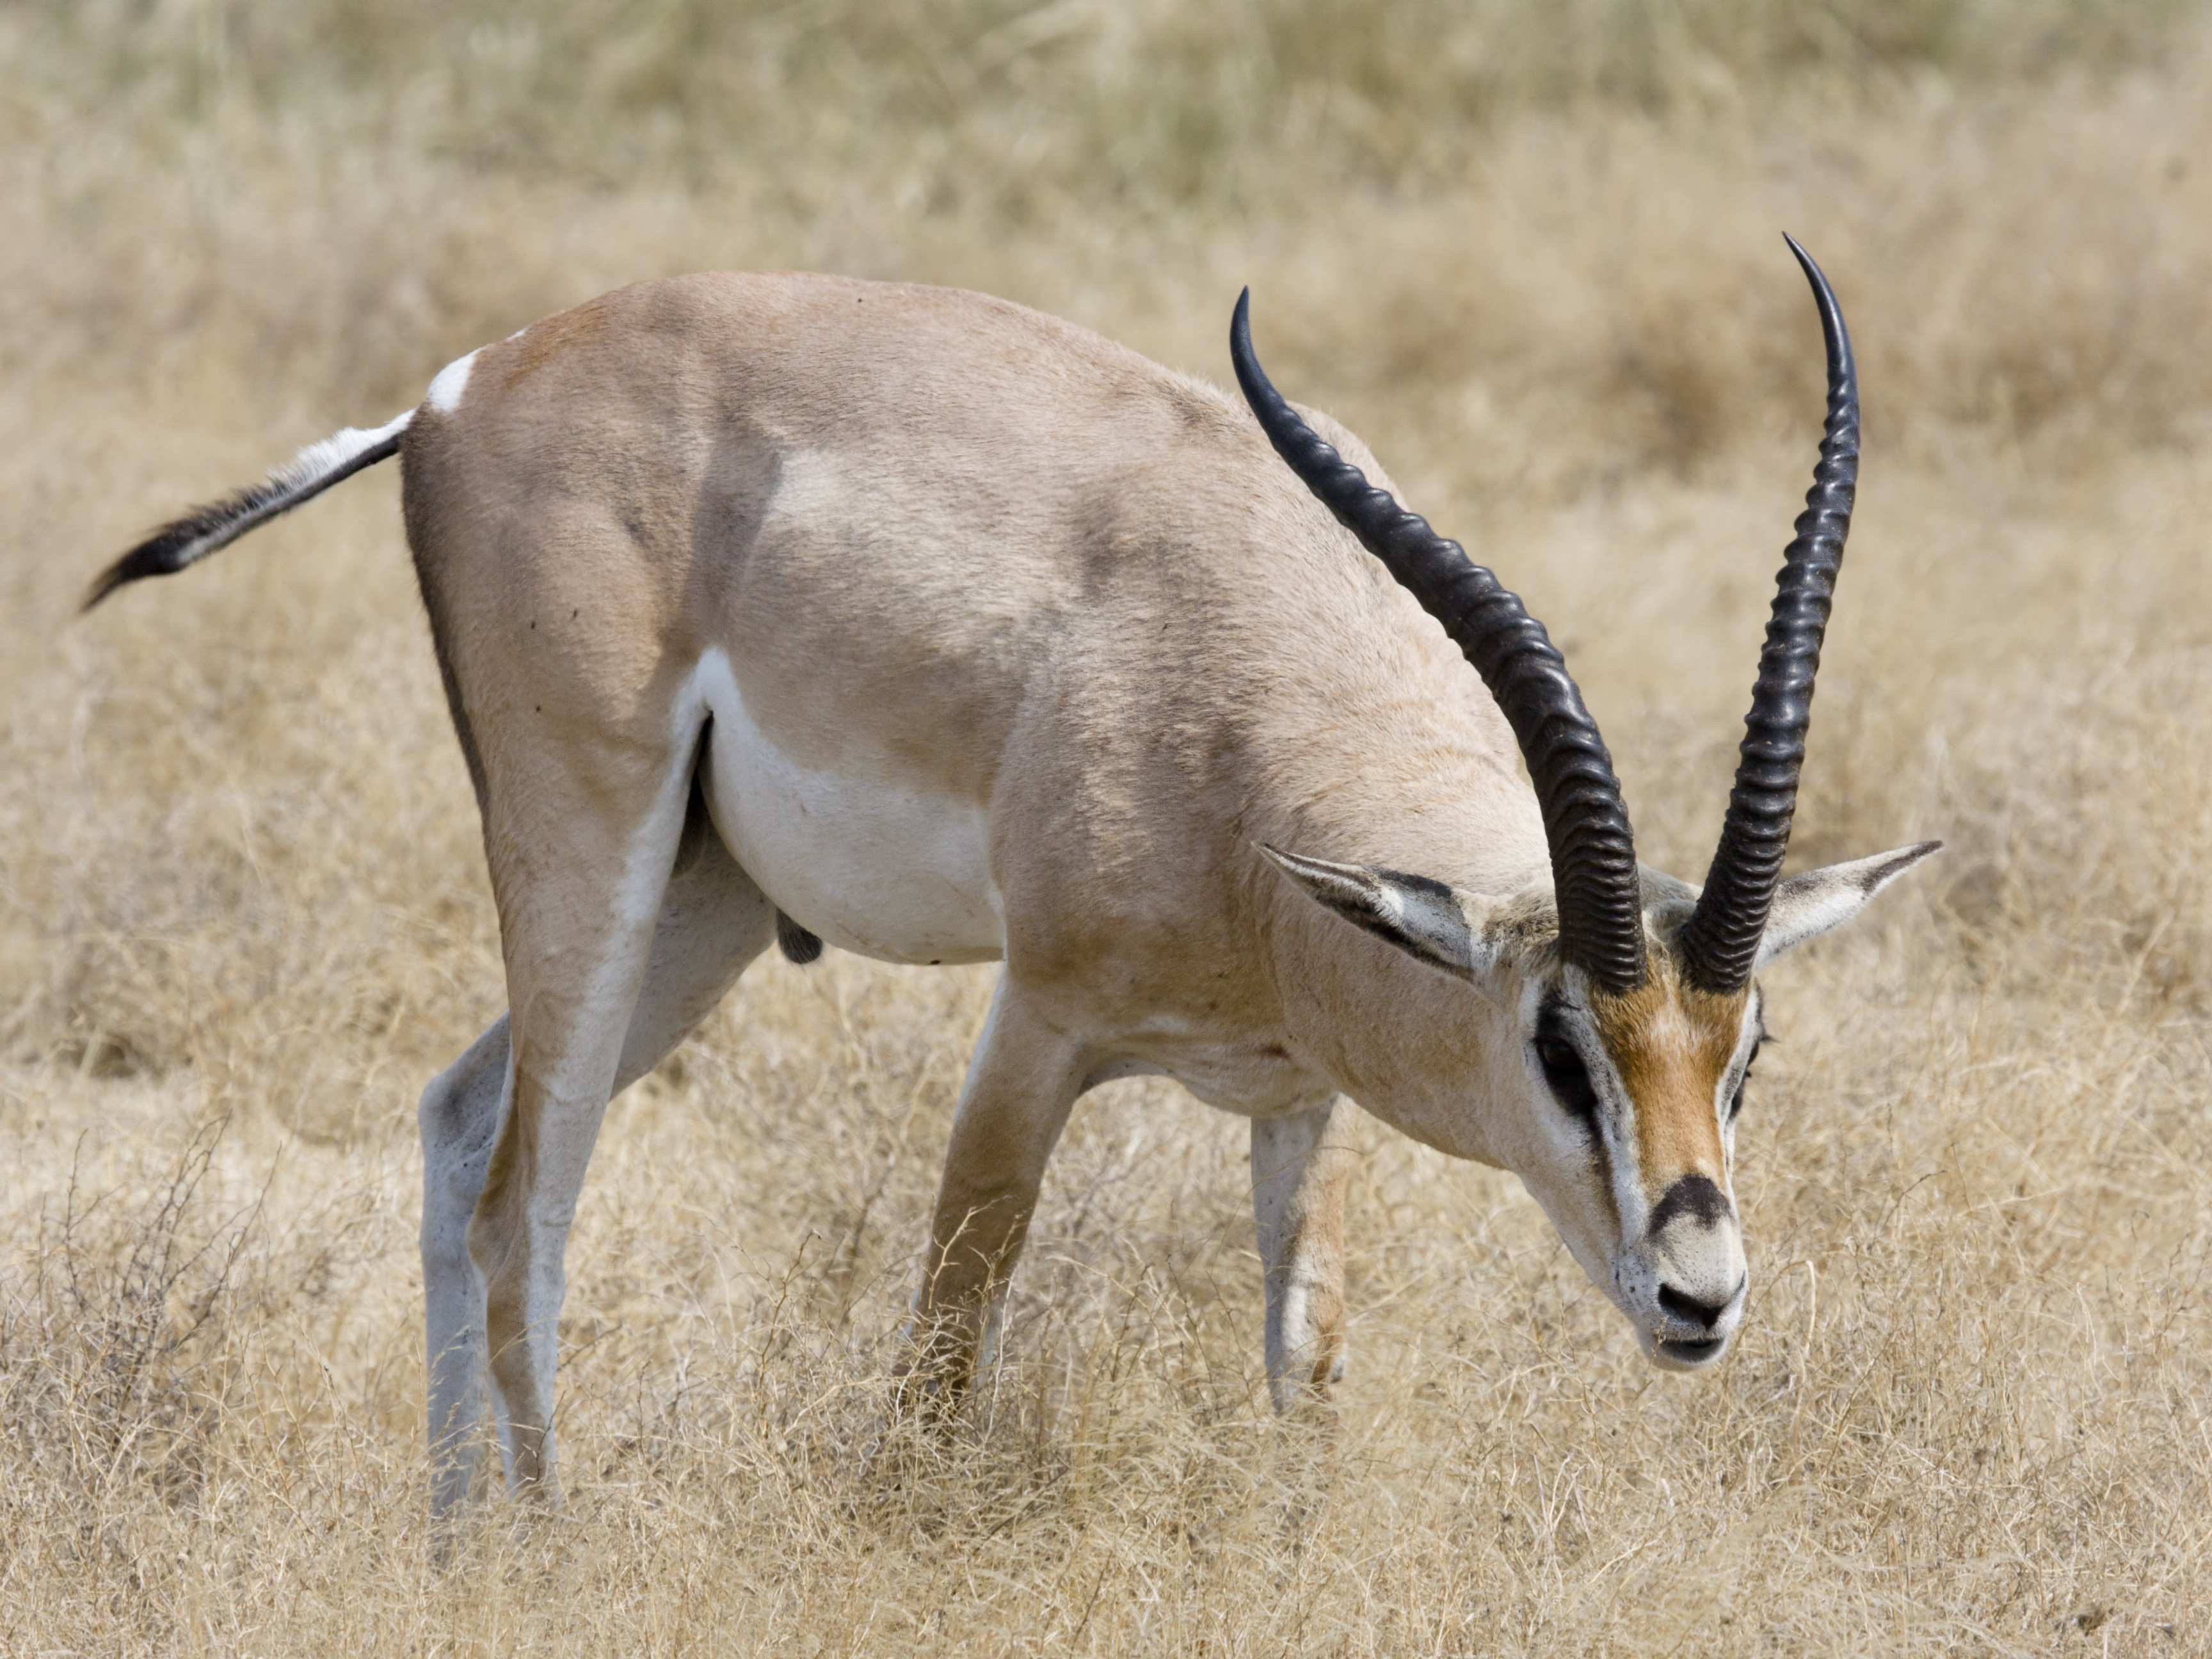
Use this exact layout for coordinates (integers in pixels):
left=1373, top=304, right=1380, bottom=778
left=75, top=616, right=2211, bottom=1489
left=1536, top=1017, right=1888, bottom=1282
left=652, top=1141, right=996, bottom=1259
left=426, top=349, right=480, bottom=415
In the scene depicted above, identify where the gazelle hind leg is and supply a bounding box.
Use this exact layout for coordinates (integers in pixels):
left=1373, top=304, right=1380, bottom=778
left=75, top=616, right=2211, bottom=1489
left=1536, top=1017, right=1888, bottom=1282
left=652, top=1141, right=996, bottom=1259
left=420, top=1014, right=511, bottom=1516
left=1251, top=1098, right=1359, bottom=1414
left=458, top=732, right=777, bottom=1500
left=419, top=789, right=775, bottom=1512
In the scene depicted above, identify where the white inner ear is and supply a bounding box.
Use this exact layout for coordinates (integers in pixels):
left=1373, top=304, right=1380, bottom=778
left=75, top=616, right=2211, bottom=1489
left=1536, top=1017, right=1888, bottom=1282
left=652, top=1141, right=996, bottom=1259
left=1256, top=844, right=1521, bottom=1004
left=1378, top=883, right=1526, bottom=1010
left=1755, top=841, right=1941, bottom=967
left=1756, top=879, right=1871, bottom=965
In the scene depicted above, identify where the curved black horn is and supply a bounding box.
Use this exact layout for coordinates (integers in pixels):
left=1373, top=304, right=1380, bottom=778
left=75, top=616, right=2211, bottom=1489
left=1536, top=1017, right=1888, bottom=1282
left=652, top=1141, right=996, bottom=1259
left=1231, top=289, right=1647, bottom=995
left=1676, top=236, right=1859, bottom=995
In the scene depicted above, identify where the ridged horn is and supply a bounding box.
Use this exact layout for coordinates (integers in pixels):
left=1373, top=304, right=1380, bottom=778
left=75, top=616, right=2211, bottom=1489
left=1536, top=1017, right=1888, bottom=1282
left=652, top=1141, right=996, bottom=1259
left=1231, top=289, right=1647, bottom=995
left=1676, top=236, right=1860, bottom=995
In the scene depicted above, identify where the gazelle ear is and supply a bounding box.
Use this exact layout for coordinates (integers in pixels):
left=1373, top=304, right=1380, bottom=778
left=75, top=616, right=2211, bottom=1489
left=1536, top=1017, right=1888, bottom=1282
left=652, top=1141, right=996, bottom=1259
left=1257, top=844, right=1510, bottom=983
left=1754, top=841, right=1943, bottom=968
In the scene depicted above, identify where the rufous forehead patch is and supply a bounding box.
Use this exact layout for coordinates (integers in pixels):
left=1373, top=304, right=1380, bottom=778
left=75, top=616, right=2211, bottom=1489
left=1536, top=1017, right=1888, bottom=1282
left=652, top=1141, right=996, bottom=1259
left=1587, top=968, right=1748, bottom=1183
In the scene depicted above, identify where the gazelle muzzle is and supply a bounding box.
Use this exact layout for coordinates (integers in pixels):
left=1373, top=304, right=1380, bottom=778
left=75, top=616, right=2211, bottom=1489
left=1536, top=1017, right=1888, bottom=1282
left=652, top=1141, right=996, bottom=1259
left=1615, top=1172, right=1748, bottom=1368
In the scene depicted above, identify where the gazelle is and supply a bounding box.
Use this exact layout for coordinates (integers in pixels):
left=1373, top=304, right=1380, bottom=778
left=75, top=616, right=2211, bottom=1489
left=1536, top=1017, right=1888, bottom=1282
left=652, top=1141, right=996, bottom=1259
left=88, top=239, right=1936, bottom=1511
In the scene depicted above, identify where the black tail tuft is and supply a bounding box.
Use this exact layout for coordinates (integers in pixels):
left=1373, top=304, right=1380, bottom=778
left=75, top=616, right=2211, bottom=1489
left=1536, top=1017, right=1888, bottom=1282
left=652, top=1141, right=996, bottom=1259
left=776, top=911, right=824, bottom=965
left=84, top=488, right=266, bottom=611
left=83, top=426, right=405, bottom=612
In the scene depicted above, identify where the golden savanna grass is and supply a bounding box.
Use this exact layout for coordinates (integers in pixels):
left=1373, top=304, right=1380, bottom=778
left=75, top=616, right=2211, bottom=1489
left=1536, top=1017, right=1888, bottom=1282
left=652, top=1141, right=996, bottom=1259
left=5, top=2, right=2212, bottom=1650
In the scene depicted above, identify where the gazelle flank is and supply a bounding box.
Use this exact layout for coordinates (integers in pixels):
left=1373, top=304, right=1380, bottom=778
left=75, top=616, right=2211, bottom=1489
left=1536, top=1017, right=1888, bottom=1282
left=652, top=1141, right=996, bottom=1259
left=85, top=242, right=1937, bottom=1512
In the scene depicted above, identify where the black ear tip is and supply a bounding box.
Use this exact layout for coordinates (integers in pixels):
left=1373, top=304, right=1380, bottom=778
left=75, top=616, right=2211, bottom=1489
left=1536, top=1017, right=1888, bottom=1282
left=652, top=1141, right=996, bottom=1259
left=1859, top=839, right=1945, bottom=894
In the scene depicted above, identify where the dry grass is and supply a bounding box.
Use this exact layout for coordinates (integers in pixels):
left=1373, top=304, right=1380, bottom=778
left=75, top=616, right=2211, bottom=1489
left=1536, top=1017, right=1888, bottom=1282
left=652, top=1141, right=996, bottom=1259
left=5, top=3, right=2212, bottom=1651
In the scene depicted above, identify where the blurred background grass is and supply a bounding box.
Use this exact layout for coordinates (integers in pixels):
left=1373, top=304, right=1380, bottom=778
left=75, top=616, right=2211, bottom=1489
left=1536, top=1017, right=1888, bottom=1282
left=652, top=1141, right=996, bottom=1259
left=4, top=3, right=2212, bottom=1652
left=10, top=0, right=2211, bottom=436
left=19, top=0, right=2195, bottom=193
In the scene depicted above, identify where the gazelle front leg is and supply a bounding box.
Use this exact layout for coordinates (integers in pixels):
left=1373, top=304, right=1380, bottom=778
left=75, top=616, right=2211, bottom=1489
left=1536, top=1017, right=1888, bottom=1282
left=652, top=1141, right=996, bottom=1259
left=904, top=979, right=1086, bottom=1411
left=1250, top=1098, right=1359, bottom=1413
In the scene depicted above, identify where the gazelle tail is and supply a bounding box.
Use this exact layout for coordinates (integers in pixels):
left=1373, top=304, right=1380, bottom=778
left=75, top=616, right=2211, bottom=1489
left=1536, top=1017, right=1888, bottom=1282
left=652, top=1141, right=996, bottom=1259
left=84, top=410, right=412, bottom=611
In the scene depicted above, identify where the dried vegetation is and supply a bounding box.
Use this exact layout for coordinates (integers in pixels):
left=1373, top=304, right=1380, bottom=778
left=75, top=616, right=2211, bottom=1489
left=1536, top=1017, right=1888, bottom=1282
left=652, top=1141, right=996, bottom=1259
left=3, top=1, right=2211, bottom=1651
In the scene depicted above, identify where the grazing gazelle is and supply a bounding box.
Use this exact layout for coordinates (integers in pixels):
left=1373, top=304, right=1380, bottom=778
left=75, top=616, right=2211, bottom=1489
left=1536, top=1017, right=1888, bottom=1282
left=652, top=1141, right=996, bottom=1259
left=88, top=239, right=1935, bottom=1511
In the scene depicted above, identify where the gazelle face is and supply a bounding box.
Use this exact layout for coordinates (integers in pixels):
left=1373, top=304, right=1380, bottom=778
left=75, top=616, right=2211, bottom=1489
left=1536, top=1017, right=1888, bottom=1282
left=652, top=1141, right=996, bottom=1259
left=1512, top=967, right=1761, bottom=1370
left=1261, top=840, right=1939, bottom=1371
left=1237, top=235, right=1931, bottom=1368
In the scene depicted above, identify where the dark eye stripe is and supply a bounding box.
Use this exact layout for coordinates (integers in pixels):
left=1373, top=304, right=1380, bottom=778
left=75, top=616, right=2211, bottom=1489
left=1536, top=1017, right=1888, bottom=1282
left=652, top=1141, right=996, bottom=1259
left=1534, top=1000, right=1601, bottom=1130
left=1728, top=1030, right=1765, bottom=1120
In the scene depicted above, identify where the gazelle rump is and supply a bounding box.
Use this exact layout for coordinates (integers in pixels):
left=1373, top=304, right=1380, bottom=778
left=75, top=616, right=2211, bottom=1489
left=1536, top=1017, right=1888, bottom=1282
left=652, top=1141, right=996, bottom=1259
left=86, top=246, right=1934, bottom=1511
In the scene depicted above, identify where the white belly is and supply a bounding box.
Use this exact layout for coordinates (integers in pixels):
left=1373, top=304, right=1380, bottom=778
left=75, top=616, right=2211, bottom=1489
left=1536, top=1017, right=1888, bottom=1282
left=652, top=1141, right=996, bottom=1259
left=693, top=651, right=1004, bottom=965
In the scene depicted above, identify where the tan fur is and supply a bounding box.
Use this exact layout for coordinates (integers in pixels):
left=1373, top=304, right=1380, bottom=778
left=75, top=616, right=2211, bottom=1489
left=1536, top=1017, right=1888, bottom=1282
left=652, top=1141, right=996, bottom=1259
left=1591, top=970, right=1746, bottom=1185
left=387, top=273, right=1563, bottom=1483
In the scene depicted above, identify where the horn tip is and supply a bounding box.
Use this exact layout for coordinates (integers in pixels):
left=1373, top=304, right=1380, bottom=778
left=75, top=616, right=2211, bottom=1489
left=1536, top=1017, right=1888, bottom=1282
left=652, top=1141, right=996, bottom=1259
left=1781, top=231, right=1825, bottom=288
left=1779, top=232, right=1854, bottom=383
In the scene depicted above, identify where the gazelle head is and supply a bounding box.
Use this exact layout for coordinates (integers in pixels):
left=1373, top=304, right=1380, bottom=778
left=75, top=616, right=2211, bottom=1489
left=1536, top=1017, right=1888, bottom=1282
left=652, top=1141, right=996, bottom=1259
left=1234, top=239, right=1941, bottom=1370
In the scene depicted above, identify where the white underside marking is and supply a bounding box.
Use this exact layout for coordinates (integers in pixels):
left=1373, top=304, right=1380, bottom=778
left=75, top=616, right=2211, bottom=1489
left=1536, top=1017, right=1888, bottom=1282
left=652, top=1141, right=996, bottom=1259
left=426, top=348, right=480, bottom=415
left=534, top=697, right=709, bottom=1214
left=691, top=649, right=1004, bottom=965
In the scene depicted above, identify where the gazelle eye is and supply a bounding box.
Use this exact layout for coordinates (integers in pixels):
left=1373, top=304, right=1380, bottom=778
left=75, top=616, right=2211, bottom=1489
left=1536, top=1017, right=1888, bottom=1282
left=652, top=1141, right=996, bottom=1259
left=1533, top=1006, right=1599, bottom=1126
left=1728, top=1034, right=1763, bottom=1122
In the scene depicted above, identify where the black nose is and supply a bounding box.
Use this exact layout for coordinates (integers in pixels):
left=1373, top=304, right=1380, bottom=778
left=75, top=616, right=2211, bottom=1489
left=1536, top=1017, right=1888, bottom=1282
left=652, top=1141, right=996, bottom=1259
left=1658, top=1281, right=1740, bottom=1329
